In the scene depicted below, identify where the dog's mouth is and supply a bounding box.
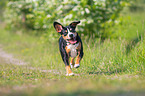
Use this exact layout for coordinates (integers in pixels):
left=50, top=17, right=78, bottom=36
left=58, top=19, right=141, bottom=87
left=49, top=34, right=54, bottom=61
left=67, top=38, right=77, bottom=44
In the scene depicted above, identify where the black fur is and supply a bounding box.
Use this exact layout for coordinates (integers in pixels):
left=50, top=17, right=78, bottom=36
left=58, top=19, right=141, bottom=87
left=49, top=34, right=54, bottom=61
left=59, top=34, right=83, bottom=66
left=53, top=21, right=83, bottom=67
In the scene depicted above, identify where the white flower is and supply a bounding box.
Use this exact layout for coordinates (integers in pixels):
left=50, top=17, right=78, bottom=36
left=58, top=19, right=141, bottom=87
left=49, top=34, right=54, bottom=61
left=46, top=14, right=51, bottom=18
left=81, top=11, right=84, bottom=15
left=115, top=20, right=120, bottom=24
left=85, top=8, right=90, bottom=14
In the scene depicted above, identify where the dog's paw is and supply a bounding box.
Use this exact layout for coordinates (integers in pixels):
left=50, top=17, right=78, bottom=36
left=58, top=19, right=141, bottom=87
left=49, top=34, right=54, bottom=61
left=74, top=64, right=80, bottom=68
left=70, top=64, right=73, bottom=68
left=66, top=72, right=74, bottom=76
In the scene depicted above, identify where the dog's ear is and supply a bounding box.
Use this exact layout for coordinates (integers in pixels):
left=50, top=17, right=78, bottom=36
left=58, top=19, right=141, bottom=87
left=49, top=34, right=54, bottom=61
left=69, top=21, right=80, bottom=29
left=53, top=22, right=64, bottom=33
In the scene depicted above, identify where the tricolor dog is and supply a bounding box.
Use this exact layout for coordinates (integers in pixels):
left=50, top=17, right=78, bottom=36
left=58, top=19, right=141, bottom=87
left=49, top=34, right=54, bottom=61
left=53, top=21, right=84, bottom=76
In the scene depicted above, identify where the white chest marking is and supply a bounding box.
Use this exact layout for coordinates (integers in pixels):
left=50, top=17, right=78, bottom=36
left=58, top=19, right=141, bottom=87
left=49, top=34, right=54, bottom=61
left=67, top=43, right=79, bottom=57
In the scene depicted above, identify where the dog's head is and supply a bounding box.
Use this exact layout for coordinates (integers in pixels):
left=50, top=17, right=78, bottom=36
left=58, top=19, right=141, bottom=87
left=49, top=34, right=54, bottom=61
left=53, top=21, right=80, bottom=44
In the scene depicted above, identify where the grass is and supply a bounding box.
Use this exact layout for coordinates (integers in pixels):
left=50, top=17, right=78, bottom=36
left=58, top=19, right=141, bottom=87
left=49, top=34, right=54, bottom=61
left=0, top=62, right=145, bottom=96
left=0, top=8, right=145, bottom=96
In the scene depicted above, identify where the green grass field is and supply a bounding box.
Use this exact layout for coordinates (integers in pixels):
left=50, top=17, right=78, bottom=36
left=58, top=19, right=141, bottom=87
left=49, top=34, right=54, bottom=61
left=0, top=8, right=145, bottom=96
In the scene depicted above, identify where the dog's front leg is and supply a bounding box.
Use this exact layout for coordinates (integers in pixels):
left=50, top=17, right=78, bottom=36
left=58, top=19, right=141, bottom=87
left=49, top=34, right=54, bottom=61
left=74, top=50, right=84, bottom=68
left=74, top=51, right=81, bottom=68
left=60, top=52, right=73, bottom=76
left=65, top=57, right=74, bottom=76
left=59, top=42, right=74, bottom=76
left=64, top=47, right=74, bottom=76
left=74, top=42, right=84, bottom=68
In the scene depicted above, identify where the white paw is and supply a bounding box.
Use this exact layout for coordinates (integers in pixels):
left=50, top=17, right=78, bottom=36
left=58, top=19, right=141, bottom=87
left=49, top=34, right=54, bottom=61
left=66, top=73, right=74, bottom=76
left=70, top=64, right=73, bottom=68
left=74, top=64, right=80, bottom=68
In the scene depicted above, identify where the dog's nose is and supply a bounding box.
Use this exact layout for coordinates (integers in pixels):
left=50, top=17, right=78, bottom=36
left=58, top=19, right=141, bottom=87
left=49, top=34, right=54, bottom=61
left=69, top=34, right=73, bottom=38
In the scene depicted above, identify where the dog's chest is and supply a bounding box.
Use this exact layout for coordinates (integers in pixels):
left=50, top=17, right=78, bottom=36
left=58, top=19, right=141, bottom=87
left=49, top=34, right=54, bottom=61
left=66, top=43, right=79, bottom=57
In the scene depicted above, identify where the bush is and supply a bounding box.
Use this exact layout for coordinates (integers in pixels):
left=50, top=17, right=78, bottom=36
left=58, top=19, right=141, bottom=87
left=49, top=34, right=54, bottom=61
left=4, top=0, right=129, bottom=38
left=129, top=0, right=145, bottom=12
left=0, top=0, right=7, bottom=20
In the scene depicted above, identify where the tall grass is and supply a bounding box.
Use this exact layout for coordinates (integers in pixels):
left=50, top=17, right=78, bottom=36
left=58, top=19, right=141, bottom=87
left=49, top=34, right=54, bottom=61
left=0, top=7, right=145, bottom=96
left=0, top=13, right=144, bottom=75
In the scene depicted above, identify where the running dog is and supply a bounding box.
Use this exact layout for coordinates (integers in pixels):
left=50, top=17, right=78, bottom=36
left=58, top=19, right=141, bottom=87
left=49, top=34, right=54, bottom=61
left=53, top=21, right=84, bottom=76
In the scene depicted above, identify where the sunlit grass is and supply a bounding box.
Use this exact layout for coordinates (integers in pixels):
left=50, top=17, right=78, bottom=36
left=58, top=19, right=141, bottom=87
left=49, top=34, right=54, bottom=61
left=0, top=10, right=145, bottom=95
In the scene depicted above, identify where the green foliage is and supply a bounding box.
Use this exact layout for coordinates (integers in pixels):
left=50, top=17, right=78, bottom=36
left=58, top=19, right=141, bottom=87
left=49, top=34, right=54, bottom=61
left=0, top=0, right=7, bottom=20
left=4, top=0, right=129, bottom=37
left=0, top=0, right=7, bottom=10
left=129, top=0, right=145, bottom=12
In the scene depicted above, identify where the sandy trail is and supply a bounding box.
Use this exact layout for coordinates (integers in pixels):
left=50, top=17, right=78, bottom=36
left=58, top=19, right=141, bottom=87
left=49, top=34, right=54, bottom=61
left=0, top=48, right=27, bottom=65
left=0, top=45, right=60, bottom=74
left=0, top=45, right=60, bottom=94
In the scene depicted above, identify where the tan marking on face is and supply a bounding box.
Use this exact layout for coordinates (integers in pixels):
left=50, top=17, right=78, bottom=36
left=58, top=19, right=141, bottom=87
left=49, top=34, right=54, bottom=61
left=65, top=66, right=73, bottom=74
left=62, top=28, right=77, bottom=41
left=62, top=34, right=69, bottom=40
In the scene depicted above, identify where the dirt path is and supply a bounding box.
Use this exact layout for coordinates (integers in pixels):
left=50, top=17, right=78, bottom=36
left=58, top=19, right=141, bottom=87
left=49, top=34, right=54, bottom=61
left=0, top=45, right=60, bottom=74
left=0, top=45, right=60, bottom=94
left=0, top=47, right=27, bottom=65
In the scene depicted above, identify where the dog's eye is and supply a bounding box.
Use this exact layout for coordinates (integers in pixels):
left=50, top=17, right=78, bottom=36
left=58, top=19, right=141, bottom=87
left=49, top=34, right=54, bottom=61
left=70, top=28, right=76, bottom=33
left=63, top=30, right=68, bottom=36
left=64, top=32, right=68, bottom=36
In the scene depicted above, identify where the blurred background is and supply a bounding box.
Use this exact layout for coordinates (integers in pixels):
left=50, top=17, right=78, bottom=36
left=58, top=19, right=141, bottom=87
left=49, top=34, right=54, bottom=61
left=0, top=0, right=144, bottom=39
left=0, top=0, right=134, bottom=38
left=0, top=0, right=145, bottom=96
